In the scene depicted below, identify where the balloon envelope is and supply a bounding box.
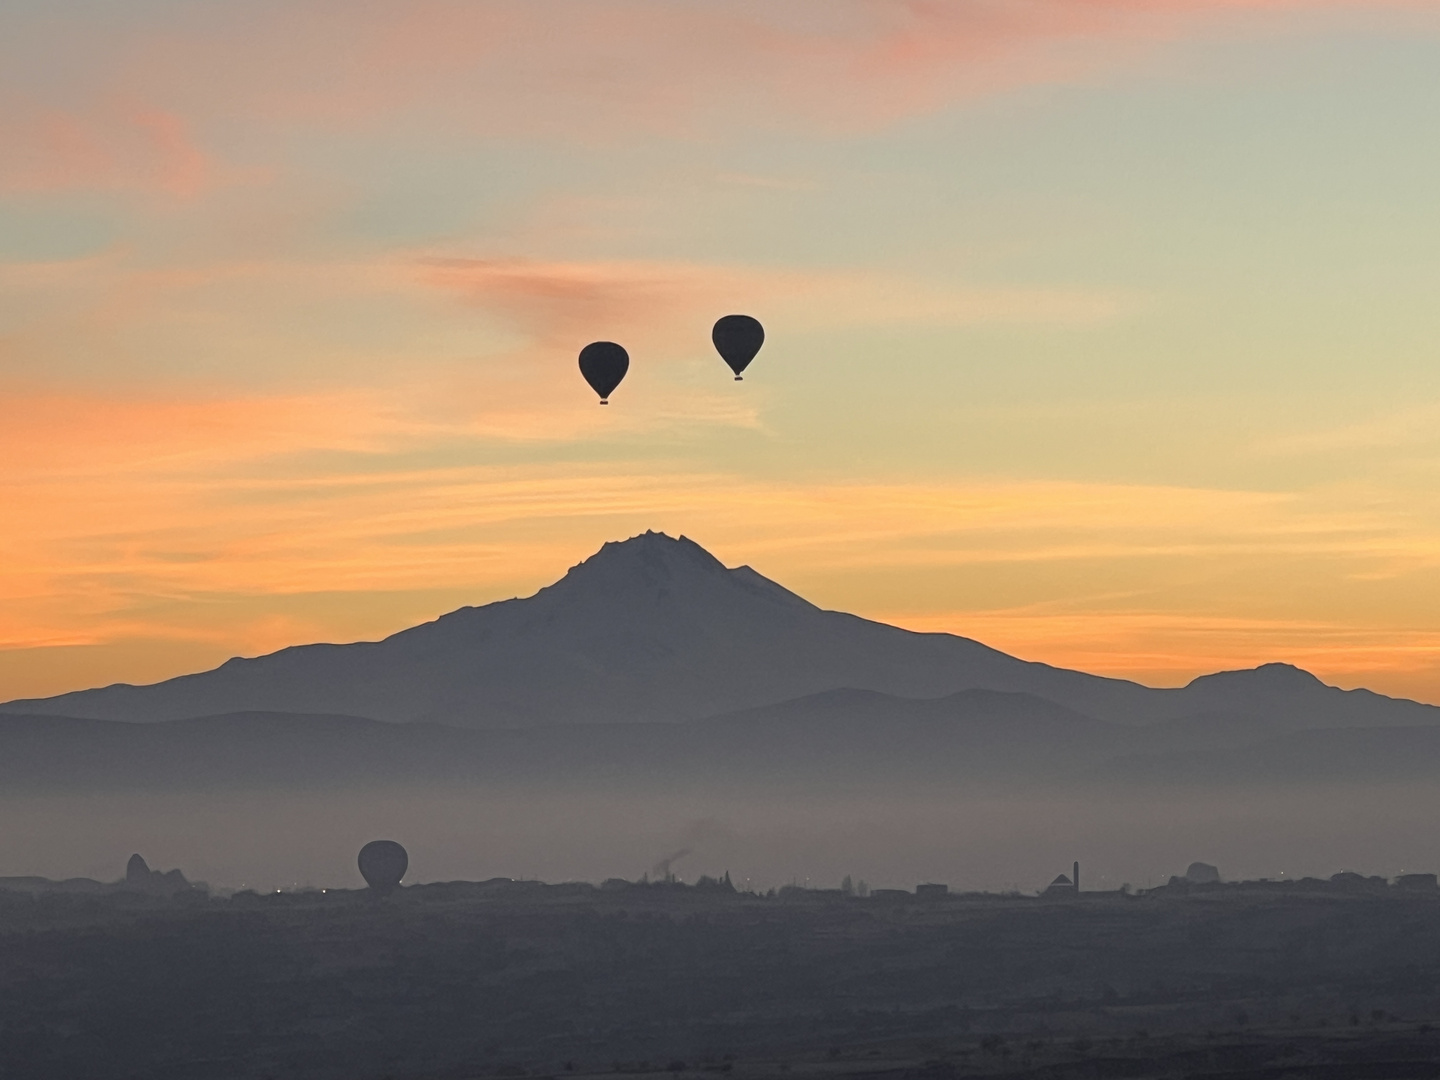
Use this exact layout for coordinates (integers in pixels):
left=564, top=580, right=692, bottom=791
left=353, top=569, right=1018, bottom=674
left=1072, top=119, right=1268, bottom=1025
left=711, top=315, right=764, bottom=379
left=579, top=341, right=629, bottom=403
left=358, top=840, right=408, bottom=894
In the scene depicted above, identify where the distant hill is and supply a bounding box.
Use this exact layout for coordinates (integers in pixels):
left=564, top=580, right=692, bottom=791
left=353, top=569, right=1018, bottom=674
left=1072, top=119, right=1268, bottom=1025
left=0, top=691, right=1124, bottom=793
left=697, top=687, right=1125, bottom=776
left=8, top=693, right=1440, bottom=796
left=4, top=531, right=1438, bottom=732
left=1094, top=724, right=1440, bottom=788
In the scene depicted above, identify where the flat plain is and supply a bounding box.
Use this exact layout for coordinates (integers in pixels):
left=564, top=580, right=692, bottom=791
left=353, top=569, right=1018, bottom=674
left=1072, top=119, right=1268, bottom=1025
left=6, top=879, right=1440, bottom=1080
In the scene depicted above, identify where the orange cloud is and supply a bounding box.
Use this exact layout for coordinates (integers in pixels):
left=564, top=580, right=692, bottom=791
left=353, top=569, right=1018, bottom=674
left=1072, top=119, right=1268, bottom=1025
left=0, top=387, right=401, bottom=474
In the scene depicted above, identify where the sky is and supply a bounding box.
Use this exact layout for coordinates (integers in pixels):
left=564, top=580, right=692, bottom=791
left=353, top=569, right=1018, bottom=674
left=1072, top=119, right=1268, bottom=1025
left=6, top=0, right=1440, bottom=704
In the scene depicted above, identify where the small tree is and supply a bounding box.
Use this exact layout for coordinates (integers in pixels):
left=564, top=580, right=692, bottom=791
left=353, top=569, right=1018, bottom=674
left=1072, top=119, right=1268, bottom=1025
left=841, top=875, right=855, bottom=896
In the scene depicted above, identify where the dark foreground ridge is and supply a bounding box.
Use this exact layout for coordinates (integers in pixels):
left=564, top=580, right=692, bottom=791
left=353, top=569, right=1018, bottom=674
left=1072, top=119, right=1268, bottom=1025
left=6, top=878, right=1440, bottom=1079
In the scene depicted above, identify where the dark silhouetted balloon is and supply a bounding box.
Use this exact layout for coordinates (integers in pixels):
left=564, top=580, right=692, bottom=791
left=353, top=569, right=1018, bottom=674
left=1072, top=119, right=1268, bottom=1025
left=579, top=341, right=629, bottom=404
left=712, top=315, right=764, bottom=380
left=358, top=840, right=408, bottom=895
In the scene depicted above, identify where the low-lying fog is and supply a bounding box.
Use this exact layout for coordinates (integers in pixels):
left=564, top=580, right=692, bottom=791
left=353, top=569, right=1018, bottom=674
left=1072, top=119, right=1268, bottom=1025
left=5, top=780, right=1438, bottom=894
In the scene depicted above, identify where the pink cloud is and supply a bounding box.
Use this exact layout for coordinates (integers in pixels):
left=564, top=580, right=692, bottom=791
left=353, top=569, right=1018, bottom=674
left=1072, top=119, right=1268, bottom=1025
left=6, top=0, right=1432, bottom=160
left=418, top=257, right=705, bottom=347
left=417, top=254, right=1130, bottom=353
left=0, top=104, right=213, bottom=197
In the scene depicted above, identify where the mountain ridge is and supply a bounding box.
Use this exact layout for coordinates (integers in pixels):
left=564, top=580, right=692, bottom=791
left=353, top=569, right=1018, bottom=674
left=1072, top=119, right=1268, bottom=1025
left=4, top=531, right=1436, bottom=730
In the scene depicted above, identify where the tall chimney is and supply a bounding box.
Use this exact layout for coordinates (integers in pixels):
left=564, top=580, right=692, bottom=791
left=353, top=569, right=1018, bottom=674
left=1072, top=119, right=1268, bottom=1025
left=1073, top=861, right=1080, bottom=893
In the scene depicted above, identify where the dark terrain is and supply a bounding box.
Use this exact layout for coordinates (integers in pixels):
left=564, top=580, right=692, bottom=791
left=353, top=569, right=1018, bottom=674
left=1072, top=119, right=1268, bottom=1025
left=9, top=530, right=1440, bottom=1077
left=6, top=879, right=1440, bottom=1080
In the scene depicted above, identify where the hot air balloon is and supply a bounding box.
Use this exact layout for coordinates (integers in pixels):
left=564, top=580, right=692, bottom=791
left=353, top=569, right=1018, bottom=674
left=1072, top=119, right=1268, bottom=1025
left=711, top=315, right=764, bottom=380
left=579, top=341, right=629, bottom=404
left=358, top=840, right=408, bottom=895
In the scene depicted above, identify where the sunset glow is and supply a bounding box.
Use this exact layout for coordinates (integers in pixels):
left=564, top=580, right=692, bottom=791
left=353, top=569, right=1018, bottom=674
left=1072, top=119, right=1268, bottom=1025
left=7, top=0, right=1440, bottom=701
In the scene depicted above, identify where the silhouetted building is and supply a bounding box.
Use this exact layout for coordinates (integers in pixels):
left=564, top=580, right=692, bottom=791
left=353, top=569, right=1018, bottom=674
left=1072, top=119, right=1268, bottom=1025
left=1185, top=862, right=1221, bottom=884
left=1329, top=871, right=1387, bottom=891
left=1043, top=874, right=1076, bottom=897
left=1042, top=861, right=1081, bottom=897
left=694, top=872, right=736, bottom=892
left=915, top=883, right=948, bottom=899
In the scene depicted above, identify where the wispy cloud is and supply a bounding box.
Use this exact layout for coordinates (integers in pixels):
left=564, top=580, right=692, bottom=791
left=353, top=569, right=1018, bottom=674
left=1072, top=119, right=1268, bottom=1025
left=4, top=0, right=1429, bottom=182
left=418, top=255, right=1131, bottom=344
left=0, top=106, right=216, bottom=197
left=5, top=0, right=1440, bottom=707
left=885, top=606, right=1440, bottom=700
left=7, top=399, right=1440, bottom=700
left=1255, top=401, right=1440, bottom=457
left=1, top=245, right=1126, bottom=448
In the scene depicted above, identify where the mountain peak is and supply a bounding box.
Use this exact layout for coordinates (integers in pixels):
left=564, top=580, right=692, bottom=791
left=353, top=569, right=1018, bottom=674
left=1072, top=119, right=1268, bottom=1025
left=550, top=531, right=730, bottom=596
left=586, top=530, right=723, bottom=570
left=1183, top=662, right=1326, bottom=693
